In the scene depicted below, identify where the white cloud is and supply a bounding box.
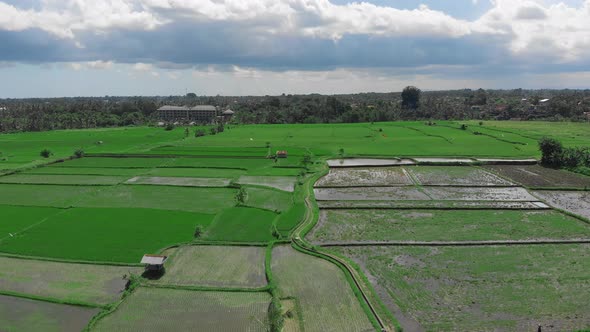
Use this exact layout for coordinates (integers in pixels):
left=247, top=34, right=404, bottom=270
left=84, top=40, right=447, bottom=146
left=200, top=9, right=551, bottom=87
left=133, top=62, right=154, bottom=72
left=474, top=0, right=590, bottom=61
left=0, top=0, right=162, bottom=39
left=87, top=60, right=114, bottom=69
left=1, top=0, right=590, bottom=66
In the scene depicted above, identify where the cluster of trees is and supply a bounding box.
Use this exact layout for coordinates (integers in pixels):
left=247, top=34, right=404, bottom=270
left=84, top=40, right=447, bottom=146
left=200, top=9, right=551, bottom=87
left=539, top=137, right=590, bottom=171
left=1, top=88, right=589, bottom=133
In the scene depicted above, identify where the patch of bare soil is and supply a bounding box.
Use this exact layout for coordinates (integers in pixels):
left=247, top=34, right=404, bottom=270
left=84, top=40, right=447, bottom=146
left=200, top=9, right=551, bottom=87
left=533, top=191, right=590, bottom=219
left=0, top=295, right=99, bottom=332
left=317, top=200, right=549, bottom=209
left=413, top=158, right=475, bottom=164
left=426, top=186, right=537, bottom=201
left=327, top=158, right=415, bottom=167
left=314, top=187, right=430, bottom=201
left=485, top=165, right=590, bottom=188
left=315, top=167, right=413, bottom=187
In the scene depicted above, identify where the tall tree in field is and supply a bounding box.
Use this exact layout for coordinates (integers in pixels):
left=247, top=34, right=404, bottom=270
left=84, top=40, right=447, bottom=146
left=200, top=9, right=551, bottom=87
left=401, top=86, right=421, bottom=109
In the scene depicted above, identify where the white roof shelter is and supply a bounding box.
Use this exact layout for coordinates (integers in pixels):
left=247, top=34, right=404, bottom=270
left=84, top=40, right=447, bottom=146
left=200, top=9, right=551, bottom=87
left=141, top=254, right=167, bottom=265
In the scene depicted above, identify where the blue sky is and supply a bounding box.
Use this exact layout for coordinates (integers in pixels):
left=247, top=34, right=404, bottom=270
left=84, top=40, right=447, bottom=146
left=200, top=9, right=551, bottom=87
left=0, top=0, right=589, bottom=97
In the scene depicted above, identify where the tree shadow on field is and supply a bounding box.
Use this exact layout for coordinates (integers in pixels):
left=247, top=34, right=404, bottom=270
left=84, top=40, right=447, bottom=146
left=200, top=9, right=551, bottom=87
left=141, top=267, right=166, bottom=280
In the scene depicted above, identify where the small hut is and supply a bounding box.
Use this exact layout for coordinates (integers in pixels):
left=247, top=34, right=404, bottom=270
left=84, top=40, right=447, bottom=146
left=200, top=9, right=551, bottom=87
left=276, top=150, right=288, bottom=158
left=222, top=109, right=235, bottom=122
left=141, top=254, right=167, bottom=271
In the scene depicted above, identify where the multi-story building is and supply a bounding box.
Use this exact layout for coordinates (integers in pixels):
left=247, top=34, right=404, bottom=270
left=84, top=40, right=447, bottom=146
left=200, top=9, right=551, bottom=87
left=157, top=105, right=218, bottom=123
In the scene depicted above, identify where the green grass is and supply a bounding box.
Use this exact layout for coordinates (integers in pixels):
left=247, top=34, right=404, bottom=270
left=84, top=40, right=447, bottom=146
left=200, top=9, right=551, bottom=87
left=0, top=295, right=99, bottom=332
left=145, top=167, right=245, bottom=179
left=80, top=185, right=237, bottom=214
left=54, top=157, right=172, bottom=168
left=0, top=184, right=237, bottom=213
left=0, top=126, right=187, bottom=170
left=2, top=121, right=590, bottom=173
left=92, top=287, right=271, bottom=332
left=0, top=208, right=215, bottom=263
left=172, top=122, right=542, bottom=157
left=271, top=245, right=374, bottom=332
left=465, top=121, right=590, bottom=147
left=335, top=245, right=590, bottom=331
left=309, top=209, right=590, bottom=243
left=159, top=245, right=267, bottom=288
left=0, top=184, right=99, bottom=208
left=0, top=256, right=142, bottom=304
left=276, top=203, right=306, bottom=236
left=244, top=186, right=293, bottom=212
left=148, top=146, right=269, bottom=157
left=24, top=167, right=144, bottom=176
left=0, top=174, right=128, bottom=185
left=204, top=207, right=278, bottom=242
left=0, top=205, right=62, bottom=238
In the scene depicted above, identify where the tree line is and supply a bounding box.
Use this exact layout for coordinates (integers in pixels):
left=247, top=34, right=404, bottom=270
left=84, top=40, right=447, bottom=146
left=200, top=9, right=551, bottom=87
left=0, top=88, right=589, bottom=133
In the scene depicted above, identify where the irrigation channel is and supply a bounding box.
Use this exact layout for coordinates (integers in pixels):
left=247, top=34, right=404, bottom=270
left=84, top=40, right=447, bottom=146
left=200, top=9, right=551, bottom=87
left=292, top=169, right=392, bottom=332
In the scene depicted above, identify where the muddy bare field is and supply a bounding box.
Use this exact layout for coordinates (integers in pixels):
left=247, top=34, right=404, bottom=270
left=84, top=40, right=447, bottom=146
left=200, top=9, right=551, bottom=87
left=335, top=245, right=590, bottom=332
left=315, top=167, right=413, bottom=187
left=327, top=158, right=415, bottom=167
left=426, top=186, right=538, bottom=201
left=315, top=186, right=537, bottom=202
left=0, top=295, right=99, bottom=332
left=314, top=187, right=430, bottom=201
left=533, top=190, right=590, bottom=220
left=237, top=176, right=296, bottom=192
left=317, top=200, right=548, bottom=209
left=407, top=166, right=514, bottom=186
left=485, top=165, right=590, bottom=188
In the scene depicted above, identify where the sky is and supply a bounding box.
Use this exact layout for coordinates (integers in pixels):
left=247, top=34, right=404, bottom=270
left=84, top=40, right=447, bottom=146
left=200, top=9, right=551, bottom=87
left=0, top=0, right=589, bottom=97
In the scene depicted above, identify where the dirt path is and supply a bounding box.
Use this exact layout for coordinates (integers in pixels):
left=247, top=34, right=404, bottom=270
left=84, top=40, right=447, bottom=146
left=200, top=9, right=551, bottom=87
left=318, top=239, right=590, bottom=247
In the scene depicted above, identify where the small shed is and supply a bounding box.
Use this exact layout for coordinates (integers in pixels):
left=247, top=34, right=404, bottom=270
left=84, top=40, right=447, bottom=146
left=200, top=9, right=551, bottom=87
left=276, top=150, right=288, bottom=158
left=141, top=254, right=168, bottom=271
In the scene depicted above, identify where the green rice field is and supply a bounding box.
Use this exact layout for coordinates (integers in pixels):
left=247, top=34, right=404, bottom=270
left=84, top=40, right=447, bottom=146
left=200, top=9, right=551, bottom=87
left=0, top=208, right=215, bottom=263
left=1, top=121, right=590, bottom=331
left=204, top=207, right=278, bottom=242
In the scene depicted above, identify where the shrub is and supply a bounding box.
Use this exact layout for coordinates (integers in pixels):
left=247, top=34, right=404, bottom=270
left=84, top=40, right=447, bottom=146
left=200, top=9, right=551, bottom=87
left=165, top=123, right=175, bottom=131
left=194, top=225, right=203, bottom=238
left=235, top=187, right=246, bottom=204
left=210, top=128, right=217, bottom=135
left=460, top=124, right=468, bottom=130
left=479, top=121, right=484, bottom=126
left=74, top=149, right=84, bottom=158
left=539, top=137, right=564, bottom=167
left=40, top=149, right=52, bottom=158
left=195, top=129, right=205, bottom=137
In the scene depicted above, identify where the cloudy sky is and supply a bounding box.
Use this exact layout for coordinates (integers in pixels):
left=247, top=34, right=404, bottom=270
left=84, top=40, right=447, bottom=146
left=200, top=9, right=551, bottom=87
left=0, top=0, right=589, bottom=97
